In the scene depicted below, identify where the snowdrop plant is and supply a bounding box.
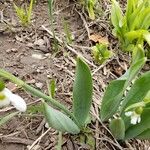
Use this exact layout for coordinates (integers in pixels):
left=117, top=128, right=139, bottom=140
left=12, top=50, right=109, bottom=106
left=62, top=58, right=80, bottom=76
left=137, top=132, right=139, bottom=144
left=0, top=57, right=93, bottom=134
left=100, top=45, right=150, bottom=140
left=111, top=0, right=150, bottom=51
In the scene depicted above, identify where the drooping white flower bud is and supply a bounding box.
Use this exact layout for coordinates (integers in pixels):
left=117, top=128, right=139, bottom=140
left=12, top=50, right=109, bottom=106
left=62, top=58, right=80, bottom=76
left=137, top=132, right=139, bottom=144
left=125, top=110, right=141, bottom=125
left=9, top=94, right=27, bottom=112
left=0, top=88, right=27, bottom=112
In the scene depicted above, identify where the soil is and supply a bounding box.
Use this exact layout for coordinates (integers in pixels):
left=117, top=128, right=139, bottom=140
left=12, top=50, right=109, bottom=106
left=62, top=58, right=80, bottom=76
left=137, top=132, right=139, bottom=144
left=0, top=0, right=150, bottom=150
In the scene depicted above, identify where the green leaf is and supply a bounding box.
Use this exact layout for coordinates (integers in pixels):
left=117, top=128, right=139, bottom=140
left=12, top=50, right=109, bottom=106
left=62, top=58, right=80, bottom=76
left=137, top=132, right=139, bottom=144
left=138, top=8, right=150, bottom=29
left=111, top=0, right=123, bottom=30
left=43, top=102, right=80, bottom=134
left=131, top=45, right=145, bottom=64
left=0, top=80, right=5, bottom=92
left=109, top=118, right=125, bottom=140
left=73, top=57, right=93, bottom=127
left=129, top=1, right=148, bottom=30
left=136, top=128, right=150, bottom=139
left=0, top=112, right=19, bottom=127
left=47, top=79, right=56, bottom=98
left=125, top=0, right=135, bottom=22
left=100, top=55, right=146, bottom=121
left=27, top=0, right=34, bottom=23
left=125, top=108, right=150, bottom=140
left=144, top=90, right=150, bottom=102
left=125, top=30, right=148, bottom=42
left=87, top=0, right=96, bottom=20
left=100, top=79, right=126, bottom=121
left=13, top=3, right=28, bottom=26
left=121, top=71, right=150, bottom=114
left=143, top=32, right=150, bottom=46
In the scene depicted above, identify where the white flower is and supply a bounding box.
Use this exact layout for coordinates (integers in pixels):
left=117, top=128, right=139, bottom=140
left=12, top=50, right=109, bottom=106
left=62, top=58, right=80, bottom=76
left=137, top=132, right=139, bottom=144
left=0, top=88, right=27, bottom=112
left=45, top=122, right=49, bottom=129
left=125, top=111, right=141, bottom=125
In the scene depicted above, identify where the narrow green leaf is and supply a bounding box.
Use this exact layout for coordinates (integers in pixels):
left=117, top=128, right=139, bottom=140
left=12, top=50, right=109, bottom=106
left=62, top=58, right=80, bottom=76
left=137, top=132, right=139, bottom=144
left=125, top=0, right=137, bottom=26
left=47, top=79, right=56, bottom=98
left=143, top=32, right=150, bottom=46
left=43, top=102, right=80, bottom=134
left=0, top=112, right=19, bottom=127
left=73, top=57, right=93, bottom=127
left=27, top=0, right=34, bottom=23
left=109, top=118, right=125, bottom=140
left=128, top=1, right=147, bottom=30
left=138, top=8, right=150, bottom=29
left=111, top=0, right=123, bottom=30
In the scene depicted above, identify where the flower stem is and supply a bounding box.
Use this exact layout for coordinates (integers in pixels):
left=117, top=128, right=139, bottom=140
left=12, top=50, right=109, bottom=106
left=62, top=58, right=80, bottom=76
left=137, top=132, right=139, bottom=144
left=0, top=69, right=79, bottom=126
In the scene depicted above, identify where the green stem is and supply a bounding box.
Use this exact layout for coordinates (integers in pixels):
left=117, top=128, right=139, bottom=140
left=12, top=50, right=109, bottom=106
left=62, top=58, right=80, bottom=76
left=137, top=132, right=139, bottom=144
left=0, top=69, right=79, bottom=126
left=56, top=132, right=62, bottom=150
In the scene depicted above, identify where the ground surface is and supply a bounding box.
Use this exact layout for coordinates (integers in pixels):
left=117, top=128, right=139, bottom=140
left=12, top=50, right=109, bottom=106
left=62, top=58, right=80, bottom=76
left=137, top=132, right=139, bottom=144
left=0, top=0, right=150, bottom=150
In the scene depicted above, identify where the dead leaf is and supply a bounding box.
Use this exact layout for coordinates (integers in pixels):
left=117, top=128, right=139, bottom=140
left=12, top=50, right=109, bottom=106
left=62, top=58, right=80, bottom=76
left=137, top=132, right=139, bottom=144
left=89, top=34, right=109, bottom=45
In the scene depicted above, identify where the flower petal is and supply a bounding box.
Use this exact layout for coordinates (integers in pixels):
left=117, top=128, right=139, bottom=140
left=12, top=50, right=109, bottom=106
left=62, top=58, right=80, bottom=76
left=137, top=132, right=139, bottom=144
left=45, top=122, right=49, bottom=129
left=131, top=115, right=138, bottom=125
left=9, top=94, right=27, bottom=112
left=125, top=111, right=132, bottom=117
left=3, top=88, right=13, bottom=96
left=0, top=98, right=10, bottom=108
left=137, top=116, right=141, bottom=123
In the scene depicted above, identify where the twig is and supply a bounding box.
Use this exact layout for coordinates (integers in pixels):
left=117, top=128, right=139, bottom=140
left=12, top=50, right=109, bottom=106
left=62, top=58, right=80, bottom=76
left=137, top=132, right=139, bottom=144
left=28, top=128, right=51, bottom=150
left=1, top=137, right=34, bottom=145
left=92, top=58, right=114, bottom=75
left=75, top=9, right=90, bottom=38
left=41, top=25, right=96, bottom=68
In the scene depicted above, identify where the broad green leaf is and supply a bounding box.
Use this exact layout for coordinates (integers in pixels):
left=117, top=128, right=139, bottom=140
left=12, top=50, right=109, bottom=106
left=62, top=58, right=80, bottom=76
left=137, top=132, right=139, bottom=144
left=125, top=108, right=150, bottom=140
left=100, top=55, right=146, bottom=121
left=0, top=112, right=18, bottom=127
left=73, top=57, right=93, bottom=127
left=144, top=90, right=150, bottom=102
left=136, top=128, right=150, bottom=139
left=111, top=0, right=123, bottom=31
left=101, top=44, right=145, bottom=122
left=109, top=118, right=125, bottom=140
left=43, top=102, right=80, bottom=134
left=121, top=71, right=150, bottom=114
left=100, top=79, right=126, bottom=121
